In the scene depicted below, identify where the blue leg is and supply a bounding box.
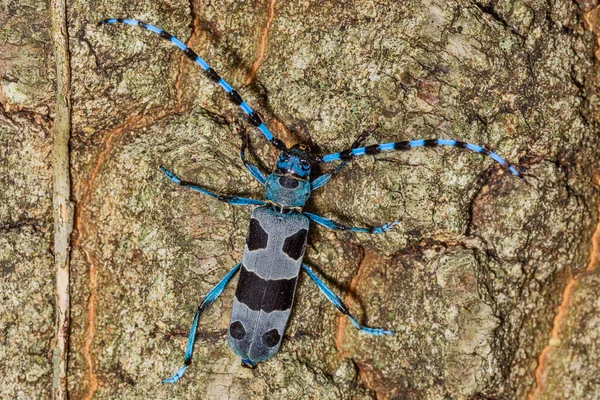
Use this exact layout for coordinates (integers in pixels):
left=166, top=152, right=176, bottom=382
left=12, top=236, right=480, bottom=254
left=302, top=264, right=393, bottom=336
left=161, top=166, right=265, bottom=206
left=311, top=159, right=347, bottom=191
left=99, top=18, right=286, bottom=151
left=163, top=262, right=242, bottom=384
left=304, top=212, right=400, bottom=234
left=240, top=130, right=267, bottom=185
left=311, top=128, right=372, bottom=191
left=318, top=138, right=524, bottom=181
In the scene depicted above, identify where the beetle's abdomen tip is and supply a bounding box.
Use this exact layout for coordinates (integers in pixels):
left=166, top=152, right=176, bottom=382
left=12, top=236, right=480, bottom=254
left=241, top=358, right=257, bottom=369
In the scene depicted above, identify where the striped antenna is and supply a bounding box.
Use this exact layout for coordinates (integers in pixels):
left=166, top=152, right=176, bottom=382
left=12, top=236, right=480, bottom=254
left=98, top=18, right=286, bottom=151
left=318, top=138, right=524, bottom=180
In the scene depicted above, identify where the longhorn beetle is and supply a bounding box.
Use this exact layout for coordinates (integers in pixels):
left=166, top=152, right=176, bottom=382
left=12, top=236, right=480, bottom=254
left=99, top=18, right=524, bottom=384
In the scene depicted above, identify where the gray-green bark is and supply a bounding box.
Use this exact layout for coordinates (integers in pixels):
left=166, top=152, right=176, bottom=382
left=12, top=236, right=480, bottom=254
left=50, top=0, right=74, bottom=398
left=1, top=0, right=600, bottom=399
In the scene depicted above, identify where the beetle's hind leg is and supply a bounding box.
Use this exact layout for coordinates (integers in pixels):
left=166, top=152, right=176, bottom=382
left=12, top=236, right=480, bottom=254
left=163, top=263, right=242, bottom=384
left=301, top=264, right=393, bottom=336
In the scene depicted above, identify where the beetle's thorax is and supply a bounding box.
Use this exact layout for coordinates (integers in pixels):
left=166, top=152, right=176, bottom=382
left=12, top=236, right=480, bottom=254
left=265, top=148, right=312, bottom=209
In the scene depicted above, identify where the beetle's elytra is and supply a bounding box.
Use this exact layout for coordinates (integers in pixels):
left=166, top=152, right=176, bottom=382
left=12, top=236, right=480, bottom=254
left=228, top=207, right=309, bottom=365
left=99, top=18, right=524, bottom=384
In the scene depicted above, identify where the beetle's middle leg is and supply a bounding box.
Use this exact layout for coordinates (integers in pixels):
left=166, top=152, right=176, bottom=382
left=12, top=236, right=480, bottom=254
left=301, top=264, right=393, bottom=336
left=304, top=212, right=400, bottom=234
left=163, top=262, right=242, bottom=384
left=160, top=167, right=265, bottom=206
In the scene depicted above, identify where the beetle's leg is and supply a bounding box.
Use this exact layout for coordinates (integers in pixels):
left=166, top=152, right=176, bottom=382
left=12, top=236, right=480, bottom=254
left=311, top=128, right=372, bottom=191
left=163, top=263, right=242, bottom=384
left=160, top=166, right=265, bottom=206
left=302, top=264, right=393, bottom=336
left=304, top=212, right=400, bottom=234
left=240, top=128, right=267, bottom=185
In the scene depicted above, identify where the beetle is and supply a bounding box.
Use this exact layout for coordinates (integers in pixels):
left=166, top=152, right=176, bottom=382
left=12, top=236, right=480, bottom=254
left=99, top=18, right=524, bottom=383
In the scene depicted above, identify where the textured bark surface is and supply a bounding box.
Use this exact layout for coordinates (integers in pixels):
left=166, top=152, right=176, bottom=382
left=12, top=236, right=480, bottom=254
left=1, top=0, right=600, bottom=399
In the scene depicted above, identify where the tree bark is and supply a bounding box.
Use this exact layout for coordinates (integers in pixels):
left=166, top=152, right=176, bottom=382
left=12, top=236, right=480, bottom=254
left=1, top=0, right=600, bottom=399
left=50, top=0, right=74, bottom=398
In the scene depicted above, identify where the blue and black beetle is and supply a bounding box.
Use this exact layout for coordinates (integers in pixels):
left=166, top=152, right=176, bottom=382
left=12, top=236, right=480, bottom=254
left=99, top=18, right=524, bottom=383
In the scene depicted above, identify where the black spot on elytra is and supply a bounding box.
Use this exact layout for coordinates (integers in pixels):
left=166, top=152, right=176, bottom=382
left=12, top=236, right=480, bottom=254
left=235, top=265, right=296, bottom=312
left=282, top=228, right=308, bottom=260
left=229, top=321, right=246, bottom=340
left=262, top=329, right=281, bottom=347
left=246, top=218, right=268, bottom=251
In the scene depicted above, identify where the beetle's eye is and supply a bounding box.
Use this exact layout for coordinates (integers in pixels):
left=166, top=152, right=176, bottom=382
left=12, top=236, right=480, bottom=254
left=300, top=160, right=310, bottom=170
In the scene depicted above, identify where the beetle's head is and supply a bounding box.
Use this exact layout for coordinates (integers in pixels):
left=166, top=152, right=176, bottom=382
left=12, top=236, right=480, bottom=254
left=275, top=143, right=314, bottom=180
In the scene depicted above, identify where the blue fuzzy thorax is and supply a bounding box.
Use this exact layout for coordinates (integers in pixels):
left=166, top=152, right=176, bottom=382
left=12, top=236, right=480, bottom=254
left=265, top=148, right=312, bottom=209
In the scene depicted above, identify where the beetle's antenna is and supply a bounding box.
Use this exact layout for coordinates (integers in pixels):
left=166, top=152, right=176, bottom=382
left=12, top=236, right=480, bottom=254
left=318, top=138, right=524, bottom=180
left=99, top=18, right=286, bottom=151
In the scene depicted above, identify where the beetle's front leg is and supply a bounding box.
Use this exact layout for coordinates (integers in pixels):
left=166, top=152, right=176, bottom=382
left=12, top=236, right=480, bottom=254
left=239, top=129, right=267, bottom=185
